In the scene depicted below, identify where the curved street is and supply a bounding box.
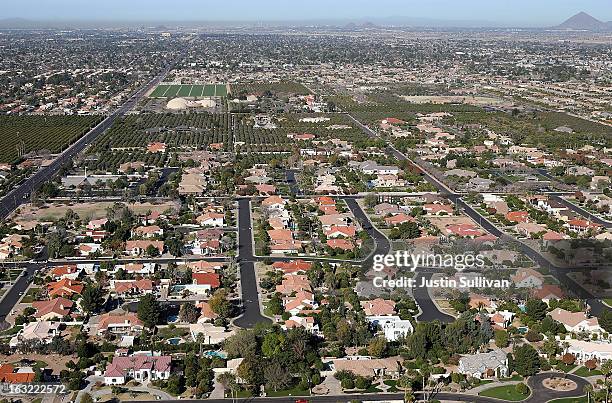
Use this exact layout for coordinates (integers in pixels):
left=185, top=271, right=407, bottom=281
left=144, top=372, right=591, bottom=403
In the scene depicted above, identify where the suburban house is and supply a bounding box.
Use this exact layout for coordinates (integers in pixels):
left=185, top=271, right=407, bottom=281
left=367, top=315, right=414, bottom=341
left=9, top=321, right=61, bottom=348
left=196, top=302, right=219, bottom=323
left=361, top=299, right=396, bottom=316
left=283, top=316, right=320, bottom=334
left=283, top=291, right=318, bottom=316
left=104, top=353, right=172, bottom=385
left=532, top=285, right=565, bottom=303
left=196, top=213, right=225, bottom=228
left=272, top=260, right=312, bottom=274
left=97, top=313, right=144, bottom=335
left=549, top=308, right=603, bottom=334
left=510, top=268, right=545, bottom=288
left=132, top=225, right=164, bottom=239
left=32, top=297, right=74, bottom=320
left=189, top=323, right=235, bottom=345
left=124, top=240, right=164, bottom=256
left=49, top=265, right=81, bottom=280
left=0, top=364, right=35, bottom=383
left=48, top=279, right=84, bottom=298
left=458, top=349, right=508, bottom=379
left=564, top=339, right=612, bottom=364
left=261, top=195, right=287, bottom=211
left=192, top=272, right=221, bottom=290
left=111, top=279, right=155, bottom=297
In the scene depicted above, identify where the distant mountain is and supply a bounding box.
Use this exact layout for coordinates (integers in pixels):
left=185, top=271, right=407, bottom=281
left=554, top=12, right=612, bottom=31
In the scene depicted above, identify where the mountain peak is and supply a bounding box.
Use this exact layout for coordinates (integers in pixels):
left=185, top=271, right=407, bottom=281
left=555, top=11, right=610, bottom=31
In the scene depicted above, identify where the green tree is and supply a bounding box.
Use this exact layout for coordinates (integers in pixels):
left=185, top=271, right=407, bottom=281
left=600, top=310, right=612, bottom=333
left=525, top=299, right=548, bottom=321
left=364, top=193, right=378, bottom=208
left=209, top=289, right=231, bottom=318
left=146, top=244, right=160, bottom=257
left=80, top=283, right=103, bottom=314
left=267, top=293, right=284, bottom=316
left=218, top=372, right=238, bottom=398
left=137, top=293, right=160, bottom=328
left=263, top=360, right=291, bottom=392
left=515, top=383, right=529, bottom=396
left=514, top=344, right=541, bottom=377
left=166, top=374, right=185, bottom=395
left=261, top=332, right=281, bottom=357
left=224, top=329, right=258, bottom=358
left=179, top=302, right=200, bottom=324
left=495, top=330, right=510, bottom=348
left=80, top=392, right=94, bottom=403
left=367, top=336, right=387, bottom=358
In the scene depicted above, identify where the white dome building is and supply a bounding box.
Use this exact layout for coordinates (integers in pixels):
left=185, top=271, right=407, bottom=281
left=196, top=98, right=216, bottom=108
left=166, top=97, right=189, bottom=110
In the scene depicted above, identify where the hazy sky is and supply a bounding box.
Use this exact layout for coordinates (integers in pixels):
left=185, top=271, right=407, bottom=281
left=2, top=0, right=611, bottom=25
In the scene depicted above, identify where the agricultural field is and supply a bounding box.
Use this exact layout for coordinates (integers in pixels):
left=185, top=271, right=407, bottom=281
left=233, top=113, right=376, bottom=153
left=230, top=82, right=311, bottom=96
left=89, top=113, right=232, bottom=151
left=446, top=110, right=612, bottom=150
left=0, top=115, right=101, bottom=163
left=149, top=84, right=228, bottom=98
left=327, top=92, right=481, bottom=128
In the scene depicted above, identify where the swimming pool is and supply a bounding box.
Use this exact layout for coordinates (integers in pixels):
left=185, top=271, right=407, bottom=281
left=204, top=350, right=227, bottom=359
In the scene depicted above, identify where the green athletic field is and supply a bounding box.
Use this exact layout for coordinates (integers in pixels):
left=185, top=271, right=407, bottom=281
left=149, top=84, right=228, bottom=98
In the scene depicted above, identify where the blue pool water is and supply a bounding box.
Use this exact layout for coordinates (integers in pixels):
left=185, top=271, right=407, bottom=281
left=204, top=350, right=227, bottom=359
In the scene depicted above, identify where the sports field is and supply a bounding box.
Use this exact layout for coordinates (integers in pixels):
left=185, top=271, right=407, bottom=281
left=149, top=84, right=228, bottom=98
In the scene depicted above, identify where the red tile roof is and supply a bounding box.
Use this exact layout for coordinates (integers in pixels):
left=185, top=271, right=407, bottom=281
left=192, top=272, right=221, bottom=288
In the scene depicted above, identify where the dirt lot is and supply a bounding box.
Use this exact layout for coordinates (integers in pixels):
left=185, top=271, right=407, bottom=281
left=13, top=200, right=180, bottom=223
left=1, top=353, right=76, bottom=375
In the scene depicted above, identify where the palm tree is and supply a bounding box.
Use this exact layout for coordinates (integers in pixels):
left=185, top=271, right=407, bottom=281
left=218, top=372, right=238, bottom=403
left=601, top=360, right=612, bottom=403
left=583, top=384, right=593, bottom=403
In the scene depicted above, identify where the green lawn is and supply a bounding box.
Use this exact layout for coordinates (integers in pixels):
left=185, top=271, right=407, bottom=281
left=190, top=85, right=204, bottom=97
left=177, top=85, right=192, bottom=97
left=501, top=375, right=525, bottom=382
left=157, top=326, right=189, bottom=339
left=265, top=386, right=310, bottom=397
left=225, top=390, right=252, bottom=398
left=573, top=367, right=603, bottom=377
left=556, top=363, right=577, bottom=373
left=603, top=299, right=612, bottom=307
left=547, top=397, right=587, bottom=403
left=0, top=325, right=23, bottom=336
left=479, top=385, right=530, bottom=401
left=20, top=287, right=41, bottom=303
left=203, top=85, right=216, bottom=96
left=149, top=84, right=169, bottom=97
left=384, top=379, right=399, bottom=392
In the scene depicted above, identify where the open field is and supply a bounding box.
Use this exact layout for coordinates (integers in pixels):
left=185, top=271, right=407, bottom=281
left=401, top=95, right=511, bottom=106
left=0, top=115, right=102, bottom=163
left=230, top=81, right=311, bottom=96
left=149, top=84, right=228, bottom=98
left=13, top=201, right=180, bottom=223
